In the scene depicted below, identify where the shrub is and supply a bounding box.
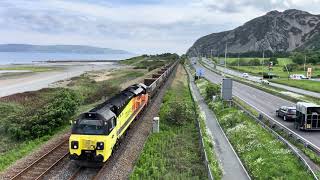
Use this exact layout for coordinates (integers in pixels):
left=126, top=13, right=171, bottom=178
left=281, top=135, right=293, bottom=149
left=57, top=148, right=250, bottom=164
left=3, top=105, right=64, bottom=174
left=269, top=57, right=278, bottom=65
left=161, top=100, right=194, bottom=125
left=205, top=83, right=221, bottom=100
left=84, top=82, right=120, bottom=104
left=292, top=53, right=305, bottom=65
left=248, top=58, right=261, bottom=66
left=4, top=89, right=81, bottom=140
left=283, top=63, right=298, bottom=72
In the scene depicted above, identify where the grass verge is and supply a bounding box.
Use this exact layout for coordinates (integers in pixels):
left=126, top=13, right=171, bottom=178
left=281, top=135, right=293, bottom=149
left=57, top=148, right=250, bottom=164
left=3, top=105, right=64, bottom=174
left=270, top=78, right=320, bottom=93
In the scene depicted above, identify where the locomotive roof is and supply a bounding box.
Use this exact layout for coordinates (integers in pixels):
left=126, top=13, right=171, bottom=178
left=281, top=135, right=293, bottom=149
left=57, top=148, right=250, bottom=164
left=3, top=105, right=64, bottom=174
left=87, top=84, right=146, bottom=120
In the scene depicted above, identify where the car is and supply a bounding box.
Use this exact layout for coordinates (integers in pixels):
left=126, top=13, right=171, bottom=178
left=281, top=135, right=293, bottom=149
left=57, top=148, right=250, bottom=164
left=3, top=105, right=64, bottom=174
left=261, top=79, right=270, bottom=85
left=276, top=106, right=296, bottom=121
left=242, top=73, right=249, bottom=78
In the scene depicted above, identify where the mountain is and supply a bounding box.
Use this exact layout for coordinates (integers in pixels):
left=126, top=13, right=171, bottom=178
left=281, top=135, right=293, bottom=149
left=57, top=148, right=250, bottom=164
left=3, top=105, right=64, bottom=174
left=0, top=44, right=131, bottom=54
left=187, top=9, right=320, bottom=57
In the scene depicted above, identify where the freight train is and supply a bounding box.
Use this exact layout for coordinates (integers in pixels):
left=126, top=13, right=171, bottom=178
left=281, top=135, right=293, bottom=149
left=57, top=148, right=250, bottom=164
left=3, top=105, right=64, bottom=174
left=69, top=62, right=177, bottom=164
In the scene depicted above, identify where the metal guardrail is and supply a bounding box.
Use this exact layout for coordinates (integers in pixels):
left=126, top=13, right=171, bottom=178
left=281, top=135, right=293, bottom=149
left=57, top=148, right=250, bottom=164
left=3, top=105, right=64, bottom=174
left=185, top=66, right=214, bottom=180
left=199, top=58, right=320, bottom=157
left=233, top=99, right=319, bottom=180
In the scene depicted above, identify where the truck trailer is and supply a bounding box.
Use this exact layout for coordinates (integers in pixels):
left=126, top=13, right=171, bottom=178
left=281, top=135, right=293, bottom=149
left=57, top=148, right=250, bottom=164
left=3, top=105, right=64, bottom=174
left=295, top=102, right=320, bottom=130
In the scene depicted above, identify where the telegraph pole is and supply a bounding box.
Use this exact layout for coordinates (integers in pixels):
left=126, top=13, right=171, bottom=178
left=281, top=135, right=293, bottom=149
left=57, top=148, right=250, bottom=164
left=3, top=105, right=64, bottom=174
left=304, top=55, right=307, bottom=75
left=224, top=42, right=228, bottom=69
left=262, top=50, right=265, bottom=79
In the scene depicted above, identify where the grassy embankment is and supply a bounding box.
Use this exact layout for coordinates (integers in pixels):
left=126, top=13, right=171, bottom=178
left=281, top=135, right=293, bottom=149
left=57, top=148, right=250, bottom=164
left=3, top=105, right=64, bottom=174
left=269, top=79, right=320, bottom=93
left=195, top=78, right=314, bottom=179
left=130, top=65, right=208, bottom=179
left=120, top=54, right=178, bottom=71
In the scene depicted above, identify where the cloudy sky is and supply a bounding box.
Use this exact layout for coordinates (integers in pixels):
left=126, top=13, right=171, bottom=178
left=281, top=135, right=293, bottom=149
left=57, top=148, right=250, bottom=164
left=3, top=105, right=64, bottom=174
left=0, top=0, right=319, bottom=54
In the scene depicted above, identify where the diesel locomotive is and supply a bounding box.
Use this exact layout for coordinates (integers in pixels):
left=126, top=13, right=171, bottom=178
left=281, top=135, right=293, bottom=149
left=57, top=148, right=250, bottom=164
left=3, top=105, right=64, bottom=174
left=69, top=83, right=148, bottom=163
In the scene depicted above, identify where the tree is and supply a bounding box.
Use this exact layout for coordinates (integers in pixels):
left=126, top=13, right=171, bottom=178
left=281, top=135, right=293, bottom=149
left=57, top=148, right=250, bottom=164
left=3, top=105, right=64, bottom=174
left=248, top=58, right=261, bottom=66
left=269, top=57, right=278, bottom=65
left=283, top=63, right=298, bottom=72
left=292, top=53, right=305, bottom=65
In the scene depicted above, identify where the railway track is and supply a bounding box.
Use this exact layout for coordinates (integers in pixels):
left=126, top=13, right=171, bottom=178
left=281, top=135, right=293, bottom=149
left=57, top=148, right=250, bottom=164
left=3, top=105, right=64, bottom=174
left=10, top=139, right=69, bottom=180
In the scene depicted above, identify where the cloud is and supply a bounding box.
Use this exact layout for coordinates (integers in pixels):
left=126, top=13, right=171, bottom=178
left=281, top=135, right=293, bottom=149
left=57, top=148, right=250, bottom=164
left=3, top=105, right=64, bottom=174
left=0, top=0, right=319, bottom=54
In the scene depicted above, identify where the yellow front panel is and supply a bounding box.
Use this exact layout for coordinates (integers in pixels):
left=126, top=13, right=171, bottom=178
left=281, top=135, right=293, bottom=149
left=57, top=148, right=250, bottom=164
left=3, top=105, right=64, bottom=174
left=69, top=133, right=114, bottom=162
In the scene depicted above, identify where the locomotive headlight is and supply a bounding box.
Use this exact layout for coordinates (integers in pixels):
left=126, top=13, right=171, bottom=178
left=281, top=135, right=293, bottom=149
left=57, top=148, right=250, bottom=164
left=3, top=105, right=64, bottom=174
left=71, top=141, right=79, bottom=149
left=96, top=142, right=104, bottom=150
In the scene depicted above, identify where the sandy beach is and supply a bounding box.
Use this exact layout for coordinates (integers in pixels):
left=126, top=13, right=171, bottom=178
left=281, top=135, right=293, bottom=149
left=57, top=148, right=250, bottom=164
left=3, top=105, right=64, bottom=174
left=0, top=62, right=121, bottom=97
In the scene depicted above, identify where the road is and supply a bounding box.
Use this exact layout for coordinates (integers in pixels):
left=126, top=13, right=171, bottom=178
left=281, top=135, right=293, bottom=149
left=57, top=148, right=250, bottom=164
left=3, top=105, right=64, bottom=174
left=201, top=58, right=320, bottom=99
left=0, top=62, right=119, bottom=97
left=192, top=58, right=320, bottom=151
left=189, top=73, right=250, bottom=180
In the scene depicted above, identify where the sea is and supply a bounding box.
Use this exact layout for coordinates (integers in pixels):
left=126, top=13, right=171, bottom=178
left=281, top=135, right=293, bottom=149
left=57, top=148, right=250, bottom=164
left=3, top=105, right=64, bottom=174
left=0, top=52, right=136, bottom=65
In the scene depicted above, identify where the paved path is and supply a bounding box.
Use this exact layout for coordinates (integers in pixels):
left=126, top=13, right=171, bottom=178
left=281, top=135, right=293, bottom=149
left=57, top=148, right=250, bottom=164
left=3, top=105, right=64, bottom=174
left=188, top=71, right=250, bottom=180
left=201, top=58, right=320, bottom=99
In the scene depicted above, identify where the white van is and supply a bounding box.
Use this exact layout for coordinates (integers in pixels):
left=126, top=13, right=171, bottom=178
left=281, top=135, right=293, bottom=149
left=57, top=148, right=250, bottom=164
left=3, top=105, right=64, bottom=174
left=290, top=74, right=308, bottom=80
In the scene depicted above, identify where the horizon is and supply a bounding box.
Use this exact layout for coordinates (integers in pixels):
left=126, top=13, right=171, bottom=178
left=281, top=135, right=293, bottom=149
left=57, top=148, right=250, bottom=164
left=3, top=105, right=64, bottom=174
left=0, top=1, right=320, bottom=54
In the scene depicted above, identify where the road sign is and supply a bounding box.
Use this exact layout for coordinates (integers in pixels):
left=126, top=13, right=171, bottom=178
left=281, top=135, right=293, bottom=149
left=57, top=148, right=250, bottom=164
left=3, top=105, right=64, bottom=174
left=196, top=68, right=204, bottom=77
left=222, top=78, right=232, bottom=101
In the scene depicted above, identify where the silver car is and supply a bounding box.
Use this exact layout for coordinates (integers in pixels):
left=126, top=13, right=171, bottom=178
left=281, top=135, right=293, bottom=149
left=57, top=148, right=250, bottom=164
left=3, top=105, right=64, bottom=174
left=276, top=106, right=296, bottom=121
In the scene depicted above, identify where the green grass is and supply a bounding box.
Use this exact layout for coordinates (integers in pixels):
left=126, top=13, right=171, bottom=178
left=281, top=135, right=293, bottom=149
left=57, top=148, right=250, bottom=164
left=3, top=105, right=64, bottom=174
left=226, top=57, right=291, bottom=65
left=120, top=54, right=176, bottom=71
left=130, top=67, right=206, bottom=179
left=270, top=79, right=320, bottom=93
left=0, top=66, right=62, bottom=72
left=195, top=79, right=314, bottom=179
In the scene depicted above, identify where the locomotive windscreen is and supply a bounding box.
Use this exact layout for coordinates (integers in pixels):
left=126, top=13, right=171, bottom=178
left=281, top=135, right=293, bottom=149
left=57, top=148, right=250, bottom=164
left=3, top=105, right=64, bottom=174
left=72, top=119, right=107, bottom=135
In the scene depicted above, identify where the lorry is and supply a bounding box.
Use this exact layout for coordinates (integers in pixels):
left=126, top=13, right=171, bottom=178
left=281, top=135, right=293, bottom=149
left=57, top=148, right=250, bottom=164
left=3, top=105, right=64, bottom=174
left=295, top=102, right=320, bottom=130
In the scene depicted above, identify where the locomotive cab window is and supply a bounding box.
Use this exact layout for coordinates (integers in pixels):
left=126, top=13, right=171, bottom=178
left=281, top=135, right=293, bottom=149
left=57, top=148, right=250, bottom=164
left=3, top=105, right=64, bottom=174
left=108, top=117, right=117, bottom=132
left=72, top=119, right=108, bottom=135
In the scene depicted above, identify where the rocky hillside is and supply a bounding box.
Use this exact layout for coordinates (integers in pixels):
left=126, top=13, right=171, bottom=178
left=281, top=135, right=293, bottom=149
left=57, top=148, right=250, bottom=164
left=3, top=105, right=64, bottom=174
left=187, top=9, right=320, bottom=56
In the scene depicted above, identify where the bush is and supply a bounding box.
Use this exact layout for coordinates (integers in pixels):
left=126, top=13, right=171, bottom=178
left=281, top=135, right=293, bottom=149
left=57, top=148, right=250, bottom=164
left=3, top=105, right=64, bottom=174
left=205, top=83, right=221, bottom=100
left=248, top=58, right=261, bottom=66
left=4, top=89, right=81, bottom=140
left=292, top=53, right=305, bottom=65
left=84, top=82, right=120, bottom=104
left=283, top=63, right=298, bottom=72
left=269, top=57, right=278, bottom=65
left=161, top=100, right=194, bottom=125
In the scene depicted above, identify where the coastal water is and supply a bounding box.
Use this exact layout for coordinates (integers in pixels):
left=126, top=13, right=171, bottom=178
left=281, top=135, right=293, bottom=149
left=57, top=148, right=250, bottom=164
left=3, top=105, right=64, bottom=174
left=0, top=52, right=136, bottom=65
